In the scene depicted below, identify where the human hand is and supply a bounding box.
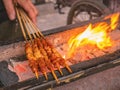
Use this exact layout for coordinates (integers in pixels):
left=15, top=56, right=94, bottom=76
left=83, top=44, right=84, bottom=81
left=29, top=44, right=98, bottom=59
left=3, top=0, right=38, bottom=24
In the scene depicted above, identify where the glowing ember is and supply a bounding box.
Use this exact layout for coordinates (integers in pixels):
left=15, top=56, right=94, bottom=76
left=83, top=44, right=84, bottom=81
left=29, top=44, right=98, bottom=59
left=67, top=12, right=120, bottom=58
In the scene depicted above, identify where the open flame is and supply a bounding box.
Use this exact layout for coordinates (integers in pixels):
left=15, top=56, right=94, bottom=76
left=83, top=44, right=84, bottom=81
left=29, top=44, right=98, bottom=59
left=67, top=12, right=120, bottom=58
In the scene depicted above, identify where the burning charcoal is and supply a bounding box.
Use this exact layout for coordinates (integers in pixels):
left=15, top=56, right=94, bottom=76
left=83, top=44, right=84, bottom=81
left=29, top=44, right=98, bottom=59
left=74, top=45, right=97, bottom=61
left=109, top=29, right=120, bottom=40
left=54, top=38, right=62, bottom=45
left=68, top=59, right=78, bottom=64
left=103, top=42, right=120, bottom=54
left=92, top=50, right=106, bottom=58
left=56, top=43, right=69, bottom=58
left=10, top=59, right=34, bottom=81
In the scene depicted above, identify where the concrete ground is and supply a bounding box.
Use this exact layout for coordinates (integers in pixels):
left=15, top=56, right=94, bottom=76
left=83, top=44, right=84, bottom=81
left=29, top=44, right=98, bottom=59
left=36, top=3, right=70, bottom=31
left=54, top=65, right=120, bottom=90
left=34, top=3, right=120, bottom=90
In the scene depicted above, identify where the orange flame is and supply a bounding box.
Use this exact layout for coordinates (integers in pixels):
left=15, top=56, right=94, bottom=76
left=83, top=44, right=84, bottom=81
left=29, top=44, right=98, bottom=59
left=67, top=12, right=120, bottom=58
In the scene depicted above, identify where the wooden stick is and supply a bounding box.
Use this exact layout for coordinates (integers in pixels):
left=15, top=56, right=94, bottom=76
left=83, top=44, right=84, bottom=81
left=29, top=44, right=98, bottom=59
left=43, top=72, right=48, bottom=80
left=20, top=9, right=41, bottom=38
left=56, top=63, right=63, bottom=75
left=20, top=9, right=49, bottom=43
left=19, top=9, right=37, bottom=39
left=51, top=70, right=59, bottom=83
left=65, top=64, right=72, bottom=73
left=20, top=10, right=37, bottom=38
left=35, top=70, right=39, bottom=79
left=15, top=7, right=27, bottom=41
left=18, top=9, right=33, bottom=41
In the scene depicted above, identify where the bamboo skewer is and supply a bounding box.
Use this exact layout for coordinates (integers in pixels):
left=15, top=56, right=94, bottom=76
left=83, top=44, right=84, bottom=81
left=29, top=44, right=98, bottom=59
left=20, top=9, right=40, bottom=38
left=15, top=4, right=72, bottom=83
left=56, top=63, right=63, bottom=75
left=15, top=7, right=28, bottom=41
left=51, top=70, right=59, bottom=83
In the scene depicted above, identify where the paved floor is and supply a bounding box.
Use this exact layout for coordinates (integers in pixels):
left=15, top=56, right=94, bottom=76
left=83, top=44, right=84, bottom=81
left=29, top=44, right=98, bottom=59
left=34, top=3, right=120, bottom=90
left=54, top=65, right=120, bottom=90
left=36, top=3, right=70, bottom=31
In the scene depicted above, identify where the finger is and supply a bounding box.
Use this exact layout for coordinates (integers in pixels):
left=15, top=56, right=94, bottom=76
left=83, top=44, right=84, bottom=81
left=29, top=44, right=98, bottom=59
left=17, top=0, right=38, bottom=24
left=27, top=1, right=38, bottom=24
left=28, top=0, right=38, bottom=16
left=3, top=0, right=16, bottom=20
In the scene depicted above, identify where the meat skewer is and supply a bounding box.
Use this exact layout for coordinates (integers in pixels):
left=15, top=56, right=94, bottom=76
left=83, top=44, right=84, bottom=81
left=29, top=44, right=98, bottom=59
left=16, top=8, right=59, bottom=81
left=51, top=48, right=72, bottom=73
left=41, top=38, right=72, bottom=73
left=35, top=38, right=59, bottom=82
left=17, top=9, right=40, bottom=79
left=36, top=38, right=63, bottom=75
left=25, top=42, right=39, bottom=79
left=15, top=7, right=40, bottom=79
left=16, top=7, right=48, bottom=80
left=44, top=56, right=59, bottom=82
left=32, top=40, right=48, bottom=80
left=31, top=20, right=72, bottom=75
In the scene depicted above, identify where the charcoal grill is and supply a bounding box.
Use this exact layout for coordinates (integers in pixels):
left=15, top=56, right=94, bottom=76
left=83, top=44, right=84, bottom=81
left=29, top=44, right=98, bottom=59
left=0, top=13, right=120, bottom=90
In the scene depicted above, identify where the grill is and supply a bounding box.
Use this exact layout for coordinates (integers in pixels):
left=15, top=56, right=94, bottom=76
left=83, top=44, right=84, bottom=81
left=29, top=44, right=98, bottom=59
left=0, top=12, right=120, bottom=90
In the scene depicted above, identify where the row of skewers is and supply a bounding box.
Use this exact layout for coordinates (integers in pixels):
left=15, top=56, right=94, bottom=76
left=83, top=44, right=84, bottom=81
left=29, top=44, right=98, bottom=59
left=15, top=4, right=72, bottom=82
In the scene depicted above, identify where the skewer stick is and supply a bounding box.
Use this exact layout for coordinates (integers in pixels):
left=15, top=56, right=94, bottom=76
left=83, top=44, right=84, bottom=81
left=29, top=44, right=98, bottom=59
left=19, top=9, right=37, bottom=38
left=51, top=70, right=59, bottom=83
left=56, top=63, right=63, bottom=75
left=23, top=15, right=43, bottom=38
left=65, top=64, right=72, bottom=73
left=19, top=9, right=37, bottom=39
left=19, top=9, right=33, bottom=41
left=20, top=9, right=41, bottom=38
left=15, top=7, right=28, bottom=41
left=43, top=72, right=48, bottom=80
left=58, top=67, right=63, bottom=76
left=35, top=70, right=39, bottom=79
